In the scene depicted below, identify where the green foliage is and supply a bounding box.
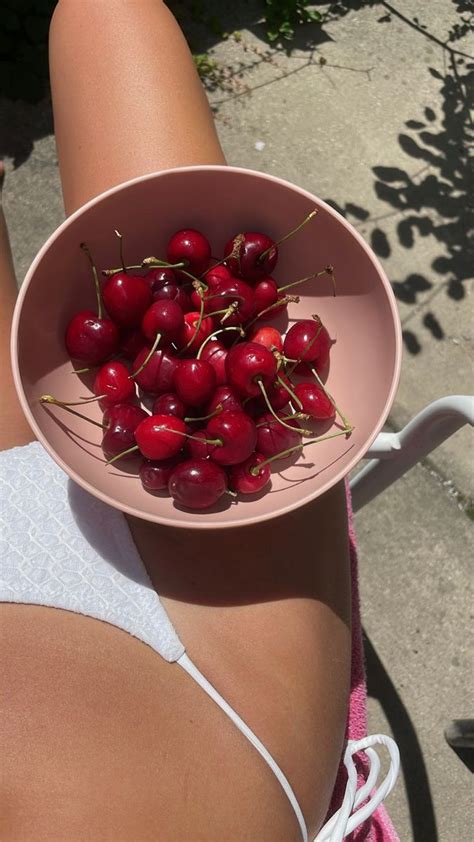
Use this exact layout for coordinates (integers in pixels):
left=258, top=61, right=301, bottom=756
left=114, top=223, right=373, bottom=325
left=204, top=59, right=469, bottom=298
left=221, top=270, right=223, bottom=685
left=193, top=53, right=219, bottom=79
left=264, top=0, right=322, bottom=42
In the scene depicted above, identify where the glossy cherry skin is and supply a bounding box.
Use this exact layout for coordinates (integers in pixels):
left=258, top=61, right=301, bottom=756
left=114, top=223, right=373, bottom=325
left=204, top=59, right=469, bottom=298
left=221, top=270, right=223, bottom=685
left=283, top=319, right=331, bottom=372
left=249, top=325, right=283, bottom=353
left=224, top=232, right=278, bottom=282
left=294, top=382, right=335, bottom=420
left=199, top=340, right=228, bottom=385
left=211, top=278, right=255, bottom=326
left=176, top=311, right=214, bottom=354
left=186, top=429, right=213, bottom=459
left=252, top=376, right=291, bottom=413
left=154, top=283, right=193, bottom=313
left=141, top=299, right=184, bottom=344
left=93, top=360, right=136, bottom=410
left=152, top=392, right=187, bottom=419
left=144, top=267, right=176, bottom=294
left=132, top=348, right=179, bottom=395
left=206, top=410, right=257, bottom=466
left=65, top=310, right=119, bottom=365
left=206, top=385, right=242, bottom=416
left=252, top=277, right=279, bottom=314
left=167, top=229, right=211, bottom=277
left=202, top=264, right=233, bottom=289
left=229, top=453, right=271, bottom=495
left=139, top=455, right=183, bottom=492
left=225, top=341, right=277, bottom=398
left=102, top=403, right=148, bottom=460
left=169, top=458, right=228, bottom=510
left=256, top=411, right=301, bottom=458
left=119, top=327, right=147, bottom=361
left=134, top=414, right=186, bottom=460
left=102, top=272, right=153, bottom=328
left=174, top=359, right=217, bottom=407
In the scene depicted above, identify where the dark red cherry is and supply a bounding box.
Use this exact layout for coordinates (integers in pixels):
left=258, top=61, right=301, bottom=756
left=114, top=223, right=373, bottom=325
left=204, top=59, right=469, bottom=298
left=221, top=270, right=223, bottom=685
left=93, top=360, right=136, bottom=410
left=141, top=299, right=184, bottom=344
left=293, top=382, right=335, bottom=420
left=119, top=327, right=147, bottom=360
left=102, top=403, right=148, bottom=460
left=132, top=348, right=179, bottom=395
left=144, top=267, right=176, bottom=294
left=202, top=264, right=233, bottom=289
left=256, top=411, right=301, bottom=458
left=102, top=272, right=153, bottom=328
left=199, top=339, right=228, bottom=385
left=186, top=429, right=213, bottom=459
left=152, top=392, right=187, bottom=419
left=283, top=318, right=331, bottom=372
left=154, top=283, right=193, bottom=313
left=225, top=341, right=277, bottom=398
left=174, top=359, right=217, bottom=407
left=206, top=385, right=242, bottom=416
left=168, top=459, right=228, bottom=510
left=224, top=232, right=277, bottom=282
left=135, top=414, right=186, bottom=460
left=167, top=229, right=211, bottom=276
left=229, top=453, right=271, bottom=494
left=252, top=277, right=279, bottom=314
left=139, top=454, right=183, bottom=493
left=206, top=410, right=257, bottom=466
left=210, top=278, right=255, bottom=326
left=65, top=310, right=119, bottom=365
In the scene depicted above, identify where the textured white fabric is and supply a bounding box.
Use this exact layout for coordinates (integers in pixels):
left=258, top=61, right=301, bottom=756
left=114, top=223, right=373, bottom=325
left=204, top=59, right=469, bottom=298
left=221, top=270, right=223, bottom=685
left=0, top=442, right=184, bottom=663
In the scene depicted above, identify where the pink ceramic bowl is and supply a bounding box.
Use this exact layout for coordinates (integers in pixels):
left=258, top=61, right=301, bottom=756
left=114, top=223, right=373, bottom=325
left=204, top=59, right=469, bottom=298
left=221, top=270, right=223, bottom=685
left=11, top=166, right=401, bottom=529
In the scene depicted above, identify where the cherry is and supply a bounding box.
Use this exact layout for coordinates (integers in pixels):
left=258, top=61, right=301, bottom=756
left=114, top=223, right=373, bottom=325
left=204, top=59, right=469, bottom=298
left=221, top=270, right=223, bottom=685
left=167, top=229, right=211, bottom=277
left=212, top=278, right=255, bottom=326
left=144, top=267, right=176, bottom=294
left=224, top=232, right=278, bottom=282
left=169, top=459, right=228, bottom=510
left=253, top=375, right=292, bottom=412
left=186, top=429, right=214, bottom=459
left=256, top=411, right=301, bottom=458
left=293, top=382, right=335, bottom=421
left=134, top=414, right=187, bottom=460
left=102, top=403, right=148, bottom=461
left=252, top=277, right=278, bottom=313
left=141, top=299, right=184, bottom=344
left=249, top=325, right=283, bottom=353
left=225, top=341, right=277, bottom=398
left=139, top=454, right=183, bottom=493
left=154, top=283, right=193, bottom=313
left=176, top=311, right=214, bottom=354
left=65, top=310, right=119, bottom=365
left=132, top=348, right=179, bottom=395
left=202, top=264, right=233, bottom=288
left=174, top=359, right=217, bottom=407
left=206, top=385, right=242, bottom=416
left=284, top=317, right=331, bottom=372
left=229, top=453, right=271, bottom=495
left=152, top=392, right=187, bottom=419
left=93, top=360, right=136, bottom=410
left=206, top=410, right=257, bottom=466
left=103, top=272, right=152, bottom=328
left=199, top=339, right=228, bottom=385
left=119, top=327, right=147, bottom=360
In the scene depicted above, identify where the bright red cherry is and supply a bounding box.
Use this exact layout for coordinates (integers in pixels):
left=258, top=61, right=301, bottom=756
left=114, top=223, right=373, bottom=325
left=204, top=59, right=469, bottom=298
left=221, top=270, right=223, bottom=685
left=249, top=325, right=283, bottom=352
left=167, top=229, right=211, bottom=277
left=176, top=311, right=214, bottom=354
left=293, top=382, right=335, bottom=420
left=141, top=299, right=184, bottom=344
left=224, top=232, right=277, bottom=282
left=283, top=318, right=331, bottom=372
left=174, top=359, right=217, bottom=407
left=152, top=392, right=187, bottom=419
left=65, top=310, right=119, bottom=365
left=103, top=272, right=153, bottom=328
left=93, top=360, right=136, bottom=410
left=252, top=277, right=279, bottom=313
left=225, top=341, right=277, bottom=398
left=132, top=348, right=179, bottom=395
left=139, top=455, right=183, bottom=493
left=229, top=453, right=271, bottom=494
left=206, top=385, right=242, bottom=416
left=169, top=459, right=228, bottom=509
left=134, top=414, right=186, bottom=460
left=199, top=340, right=228, bottom=385
left=202, top=264, right=233, bottom=289
left=256, top=411, right=301, bottom=458
left=206, top=410, right=257, bottom=466
left=102, top=404, right=148, bottom=460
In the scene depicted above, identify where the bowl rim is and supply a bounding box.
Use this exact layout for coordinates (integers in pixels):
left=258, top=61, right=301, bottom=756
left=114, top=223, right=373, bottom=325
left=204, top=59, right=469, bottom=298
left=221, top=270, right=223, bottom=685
left=11, top=164, right=402, bottom=529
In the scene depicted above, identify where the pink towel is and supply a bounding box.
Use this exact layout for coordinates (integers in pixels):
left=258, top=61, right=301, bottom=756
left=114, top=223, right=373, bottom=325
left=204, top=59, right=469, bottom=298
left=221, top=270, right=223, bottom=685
left=326, top=485, right=400, bottom=841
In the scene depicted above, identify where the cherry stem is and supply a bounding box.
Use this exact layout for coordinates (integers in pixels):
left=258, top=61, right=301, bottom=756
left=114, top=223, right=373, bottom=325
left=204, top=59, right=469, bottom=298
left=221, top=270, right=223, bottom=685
left=46, top=393, right=107, bottom=406
left=196, top=325, right=244, bottom=359
left=184, top=405, right=223, bottom=423
left=204, top=303, right=239, bottom=323
left=257, top=209, right=318, bottom=264
left=115, top=229, right=126, bottom=273
left=310, top=366, right=351, bottom=429
left=279, top=265, right=335, bottom=296
left=39, top=395, right=105, bottom=429
left=179, top=295, right=205, bottom=355
left=256, top=412, right=310, bottom=427
left=80, top=242, right=103, bottom=320
left=107, top=445, right=139, bottom=464
left=101, top=259, right=186, bottom=277
left=257, top=380, right=312, bottom=437
left=142, top=256, right=199, bottom=286
left=285, top=315, right=323, bottom=378
left=244, top=295, right=299, bottom=333
left=250, top=426, right=353, bottom=475
left=276, top=374, right=303, bottom=410
left=130, top=333, right=162, bottom=378
left=200, top=250, right=234, bottom=276
left=71, top=367, right=91, bottom=375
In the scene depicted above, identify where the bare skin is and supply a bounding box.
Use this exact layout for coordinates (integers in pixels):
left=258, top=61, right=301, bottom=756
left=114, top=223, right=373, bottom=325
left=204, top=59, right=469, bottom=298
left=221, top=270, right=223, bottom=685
left=0, top=2, right=351, bottom=840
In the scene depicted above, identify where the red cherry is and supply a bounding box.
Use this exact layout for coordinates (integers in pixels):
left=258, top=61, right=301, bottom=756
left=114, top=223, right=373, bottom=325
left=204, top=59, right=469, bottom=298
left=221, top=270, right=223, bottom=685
left=211, top=278, right=255, bottom=325
left=141, top=299, right=184, bottom=344
left=132, top=348, right=178, bottom=395
left=249, top=326, right=283, bottom=352
left=229, top=453, right=271, bottom=494
left=154, top=283, right=193, bottom=313
left=144, top=267, right=176, bottom=293
left=176, top=311, right=214, bottom=354
left=202, top=264, right=233, bottom=288
left=102, top=272, right=153, bottom=328
left=135, top=414, right=186, bottom=460
left=102, top=403, right=148, bottom=460
left=199, top=339, right=228, bottom=385
left=206, top=385, right=242, bottom=416
left=186, top=429, right=213, bottom=459
left=65, top=310, right=119, bottom=365
left=152, top=392, right=187, bottom=418
left=252, top=376, right=291, bottom=413
left=169, top=459, right=228, bottom=509
left=225, top=341, right=277, bottom=398
left=119, top=327, right=147, bottom=360
left=93, top=360, right=136, bottom=410
left=224, top=232, right=277, bottom=282
left=167, top=229, right=211, bottom=277
left=206, top=410, right=257, bottom=466
left=256, top=411, right=301, bottom=458
left=293, top=382, right=335, bottom=420
left=283, top=319, right=331, bottom=372
left=174, top=359, right=217, bottom=407
left=252, top=277, right=279, bottom=313
left=139, top=455, right=183, bottom=493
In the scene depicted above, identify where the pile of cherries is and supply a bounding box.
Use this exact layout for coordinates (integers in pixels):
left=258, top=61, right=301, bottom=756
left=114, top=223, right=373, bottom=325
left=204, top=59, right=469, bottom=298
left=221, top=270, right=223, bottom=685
left=41, top=214, right=352, bottom=510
